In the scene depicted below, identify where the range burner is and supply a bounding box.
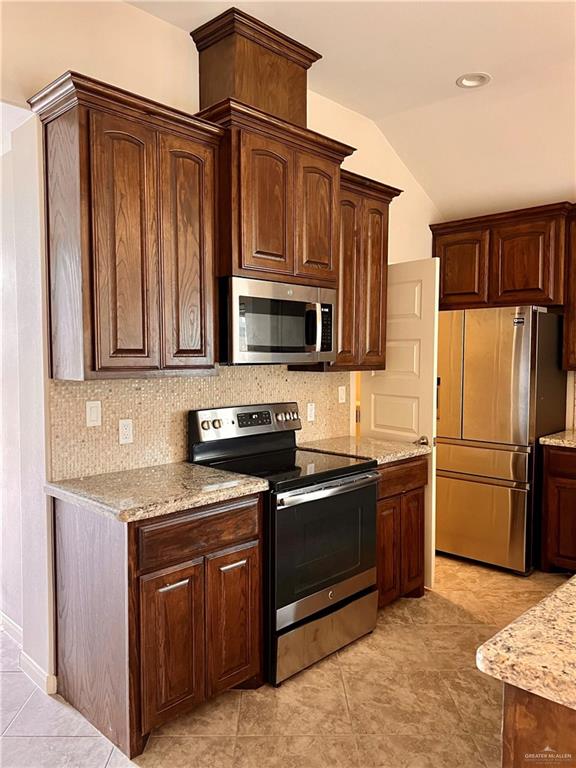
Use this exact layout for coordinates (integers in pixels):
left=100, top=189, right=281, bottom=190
left=188, top=402, right=378, bottom=685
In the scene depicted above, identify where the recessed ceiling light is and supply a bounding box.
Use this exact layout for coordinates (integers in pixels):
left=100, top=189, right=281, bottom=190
left=456, top=72, right=492, bottom=89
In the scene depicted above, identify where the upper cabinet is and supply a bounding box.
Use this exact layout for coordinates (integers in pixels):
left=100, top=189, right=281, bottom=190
left=432, top=203, right=572, bottom=311
left=334, top=171, right=402, bottom=369
left=29, top=72, right=222, bottom=380
left=199, top=99, right=353, bottom=288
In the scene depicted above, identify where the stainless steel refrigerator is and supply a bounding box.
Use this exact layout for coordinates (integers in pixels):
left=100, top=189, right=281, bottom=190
left=436, top=306, right=566, bottom=573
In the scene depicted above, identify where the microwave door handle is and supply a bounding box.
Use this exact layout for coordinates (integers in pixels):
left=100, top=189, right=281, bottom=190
left=304, top=303, right=318, bottom=352
left=315, top=303, right=322, bottom=352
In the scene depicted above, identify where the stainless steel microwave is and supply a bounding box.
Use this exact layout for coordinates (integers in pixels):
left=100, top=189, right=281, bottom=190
left=220, top=277, right=336, bottom=365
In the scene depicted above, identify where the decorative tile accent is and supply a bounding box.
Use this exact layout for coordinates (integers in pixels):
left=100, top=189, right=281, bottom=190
left=48, top=367, right=350, bottom=480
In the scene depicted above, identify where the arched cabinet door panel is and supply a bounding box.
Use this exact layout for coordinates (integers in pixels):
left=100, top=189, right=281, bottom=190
left=90, top=111, right=160, bottom=371
left=240, top=132, right=294, bottom=275
left=435, top=229, right=490, bottom=309
left=158, top=133, right=215, bottom=369
left=360, top=199, right=389, bottom=367
left=337, top=192, right=363, bottom=366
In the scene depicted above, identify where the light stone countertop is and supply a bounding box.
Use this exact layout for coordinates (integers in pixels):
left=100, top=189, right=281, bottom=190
left=476, top=575, right=576, bottom=710
left=46, top=462, right=268, bottom=523
left=300, top=435, right=431, bottom=465
left=540, top=430, right=576, bottom=449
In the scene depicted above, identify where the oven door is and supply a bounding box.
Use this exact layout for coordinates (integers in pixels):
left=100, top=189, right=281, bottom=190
left=229, top=277, right=336, bottom=364
left=274, top=471, right=378, bottom=631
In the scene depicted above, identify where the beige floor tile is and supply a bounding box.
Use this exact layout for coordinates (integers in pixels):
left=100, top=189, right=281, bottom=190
left=154, top=690, right=241, bottom=736
left=117, top=736, right=236, bottom=768
left=0, top=673, right=36, bottom=732
left=338, top=624, right=432, bottom=675
left=4, top=689, right=100, bottom=736
left=355, top=732, right=487, bottom=768
left=472, top=732, right=502, bottom=768
left=412, top=624, right=500, bottom=671
left=0, top=736, right=112, bottom=768
left=442, top=669, right=503, bottom=737
left=0, top=634, right=21, bottom=673
left=398, top=589, right=487, bottom=625
left=234, top=735, right=359, bottom=768
left=343, top=670, right=467, bottom=736
left=376, top=598, right=415, bottom=625
left=435, top=557, right=570, bottom=596
left=237, top=678, right=352, bottom=736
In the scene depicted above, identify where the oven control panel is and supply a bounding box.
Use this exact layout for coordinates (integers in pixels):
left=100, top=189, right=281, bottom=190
left=189, top=402, right=301, bottom=443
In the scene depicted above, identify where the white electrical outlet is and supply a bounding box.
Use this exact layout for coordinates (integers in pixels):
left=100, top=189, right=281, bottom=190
left=307, top=402, right=315, bottom=422
left=86, top=400, right=101, bottom=427
left=338, top=386, right=346, bottom=404
left=118, top=419, right=133, bottom=445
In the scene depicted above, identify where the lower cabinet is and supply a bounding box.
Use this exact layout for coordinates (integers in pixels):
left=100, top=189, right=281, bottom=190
left=376, top=457, right=427, bottom=608
left=542, top=446, right=576, bottom=571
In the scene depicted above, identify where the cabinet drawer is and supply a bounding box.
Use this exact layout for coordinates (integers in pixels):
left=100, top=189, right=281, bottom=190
left=377, top=457, right=428, bottom=500
left=546, top=447, right=576, bottom=478
left=138, top=496, right=260, bottom=572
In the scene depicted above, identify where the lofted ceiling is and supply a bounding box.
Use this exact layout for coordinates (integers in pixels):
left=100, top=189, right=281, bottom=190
left=131, top=1, right=576, bottom=220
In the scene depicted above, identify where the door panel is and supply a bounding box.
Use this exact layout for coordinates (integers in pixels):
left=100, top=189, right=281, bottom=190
left=436, top=229, right=489, bottom=308
left=140, top=559, right=205, bottom=732
left=337, top=192, right=363, bottom=366
left=91, top=112, right=160, bottom=370
left=462, top=307, right=532, bottom=445
left=437, top=311, right=464, bottom=439
left=546, top=476, right=576, bottom=569
left=159, top=133, right=214, bottom=368
left=490, top=218, right=559, bottom=304
left=294, top=152, right=339, bottom=283
left=400, top=488, right=425, bottom=594
left=376, top=496, right=401, bottom=607
left=360, top=199, right=389, bottom=367
left=240, top=132, right=294, bottom=275
left=206, top=543, right=260, bottom=696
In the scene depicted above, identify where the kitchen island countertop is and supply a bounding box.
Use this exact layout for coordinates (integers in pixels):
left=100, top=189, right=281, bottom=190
left=300, top=435, right=431, bottom=465
left=540, top=429, right=576, bottom=449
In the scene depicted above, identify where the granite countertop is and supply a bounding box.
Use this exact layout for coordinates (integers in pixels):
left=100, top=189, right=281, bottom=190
left=476, top=575, right=576, bottom=710
left=46, top=462, right=268, bottom=523
left=300, top=435, right=431, bottom=465
left=540, top=430, right=576, bottom=449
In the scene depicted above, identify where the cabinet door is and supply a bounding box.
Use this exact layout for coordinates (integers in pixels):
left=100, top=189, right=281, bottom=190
left=376, top=496, right=401, bottom=608
left=336, top=190, right=363, bottom=366
left=240, top=132, right=294, bottom=275
left=206, top=543, right=261, bottom=697
left=294, top=152, right=339, bottom=284
left=91, top=112, right=160, bottom=371
left=400, top=488, right=425, bottom=595
left=490, top=217, right=562, bottom=305
left=435, top=229, right=489, bottom=309
left=359, top=197, right=389, bottom=367
left=140, top=559, right=205, bottom=733
left=158, top=133, right=215, bottom=369
left=545, top=475, right=576, bottom=570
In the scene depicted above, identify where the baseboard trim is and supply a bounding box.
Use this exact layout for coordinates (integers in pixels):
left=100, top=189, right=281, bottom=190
left=0, top=611, right=23, bottom=645
left=19, top=651, right=57, bottom=694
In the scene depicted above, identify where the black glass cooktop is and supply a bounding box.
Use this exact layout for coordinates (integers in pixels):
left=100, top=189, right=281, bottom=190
left=204, top=448, right=377, bottom=492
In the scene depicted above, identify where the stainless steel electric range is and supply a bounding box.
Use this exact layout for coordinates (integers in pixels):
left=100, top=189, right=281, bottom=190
left=188, top=402, right=379, bottom=684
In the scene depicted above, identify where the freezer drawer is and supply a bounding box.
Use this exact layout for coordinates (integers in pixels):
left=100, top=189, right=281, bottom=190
left=436, top=473, right=528, bottom=572
left=436, top=442, right=530, bottom=483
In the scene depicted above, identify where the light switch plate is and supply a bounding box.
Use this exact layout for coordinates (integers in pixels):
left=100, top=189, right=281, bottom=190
left=307, top=402, right=315, bottom=422
left=338, top=386, right=346, bottom=404
left=119, top=419, right=133, bottom=445
left=86, top=400, right=101, bottom=427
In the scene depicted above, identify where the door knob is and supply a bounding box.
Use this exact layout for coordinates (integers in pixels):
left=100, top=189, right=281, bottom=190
left=414, top=435, right=429, bottom=446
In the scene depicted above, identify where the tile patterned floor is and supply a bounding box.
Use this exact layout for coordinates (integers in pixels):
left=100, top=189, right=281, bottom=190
left=0, top=556, right=570, bottom=768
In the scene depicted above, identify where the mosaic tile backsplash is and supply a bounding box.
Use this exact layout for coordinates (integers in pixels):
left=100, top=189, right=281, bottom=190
left=49, top=366, right=351, bottom=480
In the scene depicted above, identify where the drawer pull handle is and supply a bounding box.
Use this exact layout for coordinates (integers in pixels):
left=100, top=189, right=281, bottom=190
left=159, top=578, right=189, bottom=593
left=220, top=559, right=247, bottom=572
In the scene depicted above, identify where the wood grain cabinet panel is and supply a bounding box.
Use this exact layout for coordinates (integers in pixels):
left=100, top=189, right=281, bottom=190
left=542, top=447, right=576, bottom=571
left=490, top=217, right=560, bottom=304
left=140, top=559, right=205, bottom=732
left=336, top=191, right=363, bottom=366
left=376, top=496, right=401, bottom=608
left=240, top=132, right=294, bottom=275
left=361, top=198, right=389, bottom=367
left=159, top=133, right=215, bottom=368
left=400, top=488, right=425, bottom=595
left=435, top=229, right=490, bottom=309
left=294, top=152, right=339, bottom=283
left=91, top=111, right=160, bottom=371
left=206, top=542, right=261, bottom=697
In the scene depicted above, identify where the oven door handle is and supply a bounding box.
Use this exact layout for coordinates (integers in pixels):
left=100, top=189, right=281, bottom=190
left=276, top=471, right=379, bottom=508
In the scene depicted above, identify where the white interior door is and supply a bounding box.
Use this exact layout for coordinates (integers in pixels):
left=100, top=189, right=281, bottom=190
left=360, top=258, right=439, bottom=587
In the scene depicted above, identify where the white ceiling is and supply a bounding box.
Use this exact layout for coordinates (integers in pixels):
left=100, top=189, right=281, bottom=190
left=131, top=1, right=576, bottom=219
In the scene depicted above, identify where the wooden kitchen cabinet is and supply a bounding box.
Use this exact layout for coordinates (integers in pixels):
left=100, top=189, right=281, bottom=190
left=198, top=99, right=354, bottom=287
left=541, top=446, right=576, bottom=571
left=432, top=203, right=571, bottom=311
left=29, top=72, right=222, bottom=379
left=376, top=457, right=427, bottom=608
